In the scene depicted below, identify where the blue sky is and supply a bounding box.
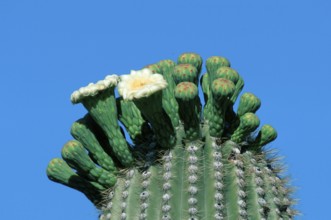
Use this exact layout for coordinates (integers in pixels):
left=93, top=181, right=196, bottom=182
left=1, top=0, right=330, bottom=219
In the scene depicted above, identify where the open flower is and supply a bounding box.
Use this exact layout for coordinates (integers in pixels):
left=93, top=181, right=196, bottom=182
left=70, top=74, right=133, bottom=166
left=70, top=75, right=119, bottom=104
left=118, top=68, right=167, bottom=100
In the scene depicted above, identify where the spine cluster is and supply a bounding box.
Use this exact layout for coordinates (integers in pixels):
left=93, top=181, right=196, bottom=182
left=186, top=144, right=199, bottom=219
left=212, top=139, right=225, bottom=220
left=161, top=152, right=172, bottom=220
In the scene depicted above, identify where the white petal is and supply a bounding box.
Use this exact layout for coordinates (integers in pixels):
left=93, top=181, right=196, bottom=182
left=118, top=69, right=167, bottom=100
left=70, top=75, right=119, bottom=103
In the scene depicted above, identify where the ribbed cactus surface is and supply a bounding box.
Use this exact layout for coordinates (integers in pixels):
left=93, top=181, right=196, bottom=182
left=47, top=53, right=297, bottom=220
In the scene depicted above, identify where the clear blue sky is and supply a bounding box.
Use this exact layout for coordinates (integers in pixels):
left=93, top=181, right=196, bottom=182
left=1, top=0, right=330, bottom=219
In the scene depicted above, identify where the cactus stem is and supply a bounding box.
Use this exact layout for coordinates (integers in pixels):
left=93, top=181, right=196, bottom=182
left=175, top=82, right=200, bottom=140
left=70, top=114, right=117, bottom=172
left=46, top=158, right=105, bottom=207
left=209, top=78, right=235, bottom=137
left=230, top=76, right=245, bottom=105
left=116, top=98, right=150, bottom=144
left=201, top=73, right=211, bottom=120
left=158, top=60, right=181, bottom=129
left=61, top=140, right=117, bottom=188
left=74, top=82, right=133, bottom=167
left=133, top=91, right=175, bottom=148
left=231, top=113, right=260, bottom=143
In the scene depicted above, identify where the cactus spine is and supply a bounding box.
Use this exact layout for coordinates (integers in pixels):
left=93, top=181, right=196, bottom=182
left=47, top=53, right=297, bottom=220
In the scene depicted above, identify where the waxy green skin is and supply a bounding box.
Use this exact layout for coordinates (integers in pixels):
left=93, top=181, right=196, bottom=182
left=47, top=53, right=297, bottom=220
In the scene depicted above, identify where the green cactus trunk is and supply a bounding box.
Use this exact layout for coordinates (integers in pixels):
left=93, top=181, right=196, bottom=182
left=47, top=53, right=297, bottom=220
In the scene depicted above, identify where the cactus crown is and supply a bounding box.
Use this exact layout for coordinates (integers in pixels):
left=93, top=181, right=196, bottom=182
left=47, top=53, right=297, bottom=220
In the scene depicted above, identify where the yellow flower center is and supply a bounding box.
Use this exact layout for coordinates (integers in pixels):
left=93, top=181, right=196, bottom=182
left=130, top=78, right=152, bottom=90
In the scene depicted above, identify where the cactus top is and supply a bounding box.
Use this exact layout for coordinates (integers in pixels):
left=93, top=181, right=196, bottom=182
left=118, top=68, right=168, bottom=100
left=70, top=75, right=119, bottom=104
left=48, top=53, right=297, bottom=219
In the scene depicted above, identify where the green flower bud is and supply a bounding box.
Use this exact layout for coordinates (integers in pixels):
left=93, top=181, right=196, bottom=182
left=237, top=92, right=261, bottom=116
left=177, top=52, right=203, bottom=74
left=206, top=56, right=230, bottom=76
left=173, top=64, right=198, bottom=84
left=144, top=63, right=162, bottom=74
left=231, top=112, right=260, bottom=143
left=47, top=158, right=77, bottom=186
left=47, top=158, right=105, bottom=206
left=211, top=78, right=235, bottom=100
left=175, top=82, right=198, bottom=101
left=158, top=59, right=176, bottom=74
left=70, top=115, right=116, bottom=172
left=215, top=67, right=239, bottom=84
left=61, top=140, right=94, bottom=171
left=239, top=112, right=260, bottom=131
left=61, top=140, right=116, bottom=188
left=253, top=124, right=278, bottom=148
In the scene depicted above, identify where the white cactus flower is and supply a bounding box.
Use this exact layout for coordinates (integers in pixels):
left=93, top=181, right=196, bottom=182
left=70, top=75, right=119, bottom=104
left=118, top=68, right=167, bottom=100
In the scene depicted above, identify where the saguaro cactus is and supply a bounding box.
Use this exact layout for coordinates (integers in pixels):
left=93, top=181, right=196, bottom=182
left=47, top=53, right=297, bottom=220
